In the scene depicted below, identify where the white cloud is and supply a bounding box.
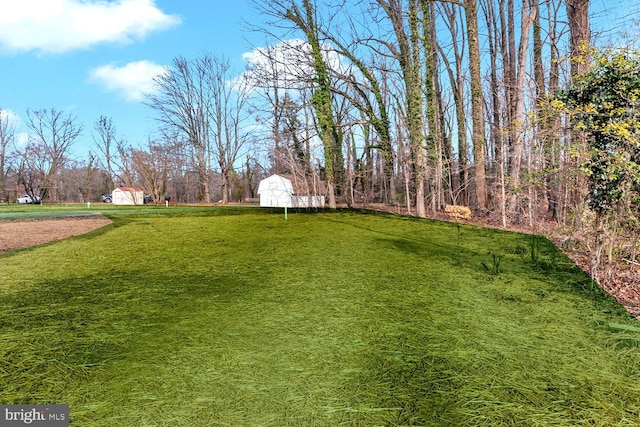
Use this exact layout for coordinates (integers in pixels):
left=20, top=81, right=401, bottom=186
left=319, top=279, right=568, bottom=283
left=0, top=109, right=29, bottom=147
left=89, top=60, right=167, bottom=101
left=0, top=108, right=20, bottom=126
left=242, top=39, right=350, bottom=90
left=0, top=0, right=180, bottom=54
left=243, top=39, right=314, bottom=88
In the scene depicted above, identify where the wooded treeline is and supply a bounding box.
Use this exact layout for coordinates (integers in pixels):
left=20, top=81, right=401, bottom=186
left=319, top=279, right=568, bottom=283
left=0, top=0, right=617, bottom=231
left=246, top=0, right=594, bottom=226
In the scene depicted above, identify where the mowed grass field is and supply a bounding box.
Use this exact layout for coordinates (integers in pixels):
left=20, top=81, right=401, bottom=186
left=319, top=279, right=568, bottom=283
left=1, top=206, right=640, bottom=426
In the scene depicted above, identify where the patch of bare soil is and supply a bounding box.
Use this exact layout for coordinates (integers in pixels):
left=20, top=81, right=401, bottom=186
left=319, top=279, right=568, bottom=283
left=0, top=215, right=112, bottom=253
left=560, top=243, right=640, bottom=319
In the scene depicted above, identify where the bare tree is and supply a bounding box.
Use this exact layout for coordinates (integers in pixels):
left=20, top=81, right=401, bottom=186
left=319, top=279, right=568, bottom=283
left=420, top=0, right=447, bottom=214
left=0, top=109, right=15, bottom=202
left=57, top=155, right=109, bottom=202
left=375, top=0, right=427, bottom=217
left=541, top=0, right=564, bottom=221
left=250, top=0, right=347, bottom=208
left=206, top=56, right=254, bottom=204
left=245, top=42, right=296, bottom=176
left=147, top=55, right=213, bottom=203
left=148, top=53, right=253, bottom=204
left=92, top=117, right=137, bottom=190
left=464, top=0, right=488, bottom=211
left=247, top=43, right=325, bottom=196
left=507, top=0, right=538, bottom=216
left=92, top=115, right=127, bottom=190
left=131, top=139, right=171, bottom=204
left=285, top=0, right=344, bottom=208
left=18, top=108, right=82, bottom=201
left=315, top=7, right=397, bottom=205
left=158, top=128, right=193, bottom=203
left=438, top=2, right=469, bottom=206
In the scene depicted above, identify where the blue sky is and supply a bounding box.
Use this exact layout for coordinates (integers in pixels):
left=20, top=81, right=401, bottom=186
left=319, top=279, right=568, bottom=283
left=0, top=0, right=638, bottom=162
left=0, top=0, right=266, bottom=158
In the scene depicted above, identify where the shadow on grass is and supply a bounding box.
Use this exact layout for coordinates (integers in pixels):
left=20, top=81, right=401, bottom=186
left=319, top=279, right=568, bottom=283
left=328, top=211, right=630, bottom=320
left=0, top=271, right=253, bottom=403
left=101, top=205, right=266, bottom=221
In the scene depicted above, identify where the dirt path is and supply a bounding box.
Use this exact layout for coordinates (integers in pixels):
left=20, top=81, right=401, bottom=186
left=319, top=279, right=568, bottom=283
left=0, top=215, right=112, bottom=253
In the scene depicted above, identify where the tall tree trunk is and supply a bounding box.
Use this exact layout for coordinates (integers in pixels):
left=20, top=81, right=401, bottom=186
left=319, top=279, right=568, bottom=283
left=465, top=0, right=487, bottom=210
left=408, top=0, right=427, bottom=217
left=378, top=0, right=427, bottom=217
left=286, top=0, right=343, bottom=208
left=532, top=0, right=551, bottom=218
left=565, top=0, right=591, bottom=223
left=499, top=0, right=514, bottom=170
left=507, top=0, right=537, bottom=216
left=566, top=0, right=591, bottom=78
left=421, top=0, right=441, bottom=214
left=546, top=0, right=562, bottom=220
left=482, top=0, right=504, bottom=213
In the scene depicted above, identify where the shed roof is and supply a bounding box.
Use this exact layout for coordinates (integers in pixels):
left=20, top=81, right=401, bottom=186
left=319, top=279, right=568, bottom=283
left=260, top=174, right=326, bottom=195
left=258, top=174, right=293, bottom=193
left=114, top=187, right=143, bottom=192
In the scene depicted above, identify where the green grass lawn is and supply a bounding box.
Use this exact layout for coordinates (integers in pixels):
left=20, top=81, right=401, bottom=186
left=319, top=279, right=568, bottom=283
left=1, top=207, right=640, bottom=426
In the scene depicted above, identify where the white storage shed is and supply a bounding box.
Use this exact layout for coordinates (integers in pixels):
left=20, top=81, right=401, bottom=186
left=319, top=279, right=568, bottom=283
left=112, top=187, right=144, bottom=205
left=257, top=174, right=294, bottom=207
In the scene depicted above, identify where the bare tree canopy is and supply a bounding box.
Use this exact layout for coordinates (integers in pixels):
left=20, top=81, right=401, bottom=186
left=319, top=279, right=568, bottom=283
left=0, top=109, right=16, bottom=202
left=17, top=108, right=82, bottom=201
left=146, top=52, right=253, bottom=204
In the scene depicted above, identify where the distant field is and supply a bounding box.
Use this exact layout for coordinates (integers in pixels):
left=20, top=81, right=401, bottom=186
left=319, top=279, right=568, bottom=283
left=0, top=202, right=174, bottom=220
left=1, top=207, right=639, bottom=426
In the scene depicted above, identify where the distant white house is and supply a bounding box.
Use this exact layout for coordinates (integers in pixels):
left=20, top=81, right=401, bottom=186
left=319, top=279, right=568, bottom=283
left=112, top=187, right=144, bottom=205
left=258, top=174, right=293, bottom=207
